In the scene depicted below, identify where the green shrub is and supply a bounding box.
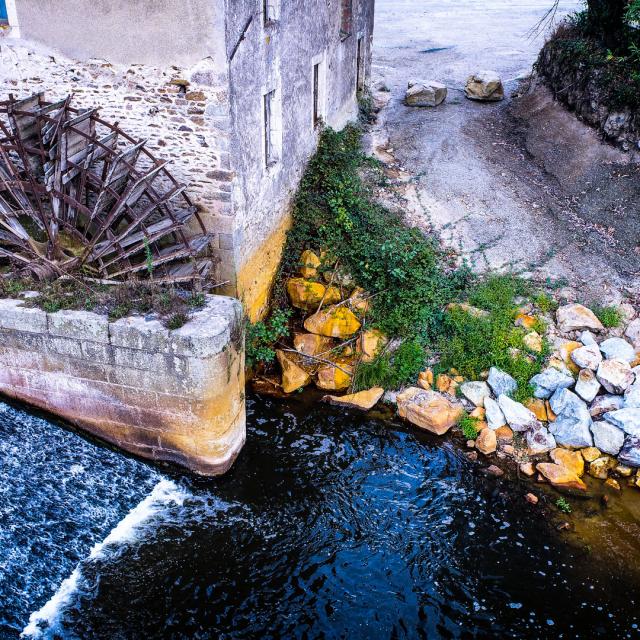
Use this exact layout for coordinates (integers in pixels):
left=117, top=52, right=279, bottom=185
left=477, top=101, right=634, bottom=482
left=459, top=414, right=481, bottom=440
left=533, top=291, right=557, bottom=314
left=556, top=497, right=572, bottom=514
left=246, top=309, right=292, bottom=368
left=592, top=305, right=622, bottom=328
left=166, top=312, right=188, bottom=330
left=354, top=338, right=426, bottom=391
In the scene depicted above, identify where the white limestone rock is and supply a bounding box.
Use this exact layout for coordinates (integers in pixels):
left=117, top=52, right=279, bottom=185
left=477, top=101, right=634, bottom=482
left=484, top=397, right=506, bottom=430
left=596, top=359, right=634, bottom=394
left=599, top=337, right=636, bottom=363
left=529, top=367, right=574, bottom=399
left=464, top=70, right=504, bottom=101
left=590, top=394, right=624, bottom=418
left=591, top=421, right=625, bottom=456
left=624, top=381, right=640, bottom=408
left=618, top=437, right=640, bottom=467
left=405, top=81, right=447, bottom=107
left=603, top=408, right=640, bottom=437
left=570, top=343, right=602, bottom=371
left=526, top=426, right=557, bottom=455
left=625, top=318, right=640, bottom=349
left=549, top=388, right=586, bottom=417
left=487, top=367, right=517, bottom=397
left=497, top=394, right=540, bottom=432
left=579, top=330, right=597, bottom=346
left=549, top=410, right=593, bottom=449
left=556, top=304, right=604, bottom=333
left=459, top=381, right=492, bottom=407
left=574, top=369, right=600, bottom=403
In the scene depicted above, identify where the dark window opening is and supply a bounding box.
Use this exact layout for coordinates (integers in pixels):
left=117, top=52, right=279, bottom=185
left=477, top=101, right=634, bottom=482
left=263, top=90, right=275, bottom=167
left=313, top=63, right=321, bottom=127
left=263, top=0, right=277, bottom=25
left=356, top=36, right=365, bottom=93
left=340, top=0, right=352, bottom=39
left=0, top=0, right=8, bottom=23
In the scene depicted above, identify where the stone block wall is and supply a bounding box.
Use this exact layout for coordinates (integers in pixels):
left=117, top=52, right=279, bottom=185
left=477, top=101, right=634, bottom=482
left=0, top=296, right=245, bottom=475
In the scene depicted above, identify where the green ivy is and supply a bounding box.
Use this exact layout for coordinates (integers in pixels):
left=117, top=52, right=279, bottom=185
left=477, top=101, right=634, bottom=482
left=246, top=309, right=292, bottom=368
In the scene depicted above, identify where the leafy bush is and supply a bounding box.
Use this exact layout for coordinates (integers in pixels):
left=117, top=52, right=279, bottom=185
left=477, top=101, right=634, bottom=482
left=556, top=497, right=572, bottom=514
left=459, top=414, right=481, bottom=440
left=592, top=305, right=622, bottom=328
left=354, top=339, right=426, bottom=391
left=246, top=309, right=292, bottom=368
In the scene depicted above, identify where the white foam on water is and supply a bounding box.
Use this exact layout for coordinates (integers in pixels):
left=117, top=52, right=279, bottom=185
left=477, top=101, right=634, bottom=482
left=21, top=479, right=188, bottom=638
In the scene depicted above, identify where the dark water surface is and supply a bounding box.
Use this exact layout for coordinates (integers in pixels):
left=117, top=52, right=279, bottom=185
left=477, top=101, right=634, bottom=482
left=3, top=393, right=640, bottom=639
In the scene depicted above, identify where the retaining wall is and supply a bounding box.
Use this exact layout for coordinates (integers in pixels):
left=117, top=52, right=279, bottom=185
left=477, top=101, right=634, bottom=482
left=0, top=295, right=245, bottom=475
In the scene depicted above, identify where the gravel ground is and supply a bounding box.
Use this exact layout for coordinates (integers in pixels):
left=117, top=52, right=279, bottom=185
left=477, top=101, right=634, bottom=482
left=371, top=0, right=640, bottom=303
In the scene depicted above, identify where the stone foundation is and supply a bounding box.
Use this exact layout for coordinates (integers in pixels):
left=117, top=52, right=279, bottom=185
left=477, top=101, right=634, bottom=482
left=0, top=295, right=245, bottom=475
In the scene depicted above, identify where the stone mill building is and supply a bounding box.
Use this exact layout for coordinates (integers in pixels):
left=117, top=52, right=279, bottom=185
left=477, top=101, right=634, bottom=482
left=0, top=0, right=375, bottom=320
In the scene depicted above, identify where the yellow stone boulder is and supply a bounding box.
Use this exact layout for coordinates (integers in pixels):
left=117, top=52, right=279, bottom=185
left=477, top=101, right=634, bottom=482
left=396, top=387, right=464, bottom=435
left=515, top=313, right=538, bottom=330
left=293, top=332, right=334, bottom=357
left=276, top=350, right=311, bottom=394
left=348, top=287, right=370, bottom=315
left=589, top=456, right=617, bottom=480
left=418, top=368, right=434, bottom=390
left=526, top=398, right=548, bottom=422
left=286, top=278, right=326, bottom=310
left=536, top=462, right=587, bottom=493
left=560, top=341, right=582, bottom=375
left=316, top=362, right=353, bottom=390
left=523, top=331, right=543, bottom=353
left=581, top=447, right=601, bottom=463
left=323, top=387, right=385, bottom=411
left=304, top=305, right=361, bottom=338
left=550, top=448, right=585, bottom=477
left=357, top=329, right=388, bottom=363
left=476, top=427, right=497, bottom=455
left=299, top=250, right=321, bottom=279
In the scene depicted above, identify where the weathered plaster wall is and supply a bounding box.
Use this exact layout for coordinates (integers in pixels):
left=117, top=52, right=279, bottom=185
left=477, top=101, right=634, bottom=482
left=0, top=42, right=236, bottom=286
left=224, top=0, right=375, bottom=321
left=0, top=296, right=245, bottom=475
left=13, top=0, right=225, bottom=67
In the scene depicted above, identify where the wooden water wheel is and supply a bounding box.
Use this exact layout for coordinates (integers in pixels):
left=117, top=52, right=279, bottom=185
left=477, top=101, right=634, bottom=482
left=0, top=93, right=214, bottom=283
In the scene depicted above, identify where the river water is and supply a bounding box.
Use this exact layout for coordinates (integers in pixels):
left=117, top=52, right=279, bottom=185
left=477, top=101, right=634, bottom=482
left=2, top=393, right=640, bottom=639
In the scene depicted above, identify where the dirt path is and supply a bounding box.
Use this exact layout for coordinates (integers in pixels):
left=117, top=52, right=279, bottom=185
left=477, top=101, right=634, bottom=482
left=371, top=0, right=640, bottom=303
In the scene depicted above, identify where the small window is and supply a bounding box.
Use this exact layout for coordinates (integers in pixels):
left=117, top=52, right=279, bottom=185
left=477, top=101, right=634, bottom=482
left=263, top=0, right=279, bottom=25
left=263, top=89, right=276, bottom=167
left=340, top=0, right=352, bottom=39
left=0, top=0, right=8, bottom=23
left=313, top=63, right=321, bottom=127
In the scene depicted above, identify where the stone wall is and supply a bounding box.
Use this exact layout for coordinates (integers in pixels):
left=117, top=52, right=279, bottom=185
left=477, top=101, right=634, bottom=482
left=12, top=0, right=226, bottom=67
left=538, top=40, right=640, bottom=151
left=0, top=296, right=245, bottom=475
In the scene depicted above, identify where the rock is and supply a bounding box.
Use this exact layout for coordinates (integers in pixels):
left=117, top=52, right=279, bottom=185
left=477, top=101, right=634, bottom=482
left=575, top=369, right=601, bottom=403
left=464, top=70, right=504, bottom=101
left=446, top=302, right=489, bottom=318
left=527, top=426, right=556, bottom=455
left=547, top=355, right=574, bottom=378
left=357, top=329, right=388, bottom=363
left=470, top=406, right=486, bottom=419
left=286, top=278, right=339, bottom=310
left=383, top=390, right=398, bottom=405
left=495, top=424, right=514, bottom=443
left=603, top=407, right=640, bottom=436
left=276, top=350, right=311, bottom=394
left=435, top=374, right=458, bottom=395
left=590, top=394, right=624, bottom=418
left=589, top=455, right=617, bottom=480
left=570, top=343, right=602, bottom=371
left=520, top=462, right=536, bottom=476
left=530, top=367, right=574, bottom=399
left=525, top=493, right=539, bottom=505
left=599, top=337, right=636, bottom=363
left=581, top=447, right=602, bottom=463
left=523, top=331, right=543, bottom=353
left=546, top=400, right=557, bottom=422
left=525, top=398, right=548, bottom=421
left=625, top=318, right=640, bottom=348
left=549, top=388, right=586, bottom=417
left=316, top=362, right=353, bottom=391
left=591, top=421, right=625, bottom=456
left=460, top=381, right=491, bottom=407
left=624, top=381, right=640, bottom=408
left=293, top=333, right=334, bottom=357
left=483, top=464, right=504, bottom=477
left=596, top=359, right=634, bottom=394
left=323, top=266, right=353, bottom=288
left=498, top=395, right=540, bottom=432
left=299, top=250, right=321, bottom=278
left=605, top=477, right=621, bottom=491
left=556, top=304, right=604, bottom=333
left=536, top=463, right=587, bottom=493
left=614, top=463, right=633, bottom=477
left=579, top=330, right=598, bottom=346
left=501, top=444, right=515, bottom=455
left=515, top=313, right=538, bottom=330
left=550, top=413, right=593, bottom=449
left=417, top=368, right=434, bottom=390
left=405, top=80, right=447, bottom=107
left=550, top=448, right=585, bottom=476
left=487, top=367, right=517, bottom=397
left=620, top=303, right=636, bottom=323
left=304, top=305, right=361, bottom=338
left=347, top=288, right=369, bottom=314
left=476, top=427, right=497, bottom=455
left=323, top=387, right=384, bottom=411
left=396, top=387, right=464, bottom=435
left=484, top=397, right=506, bottom=430
left=559, top=341, right=582, bottom=375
